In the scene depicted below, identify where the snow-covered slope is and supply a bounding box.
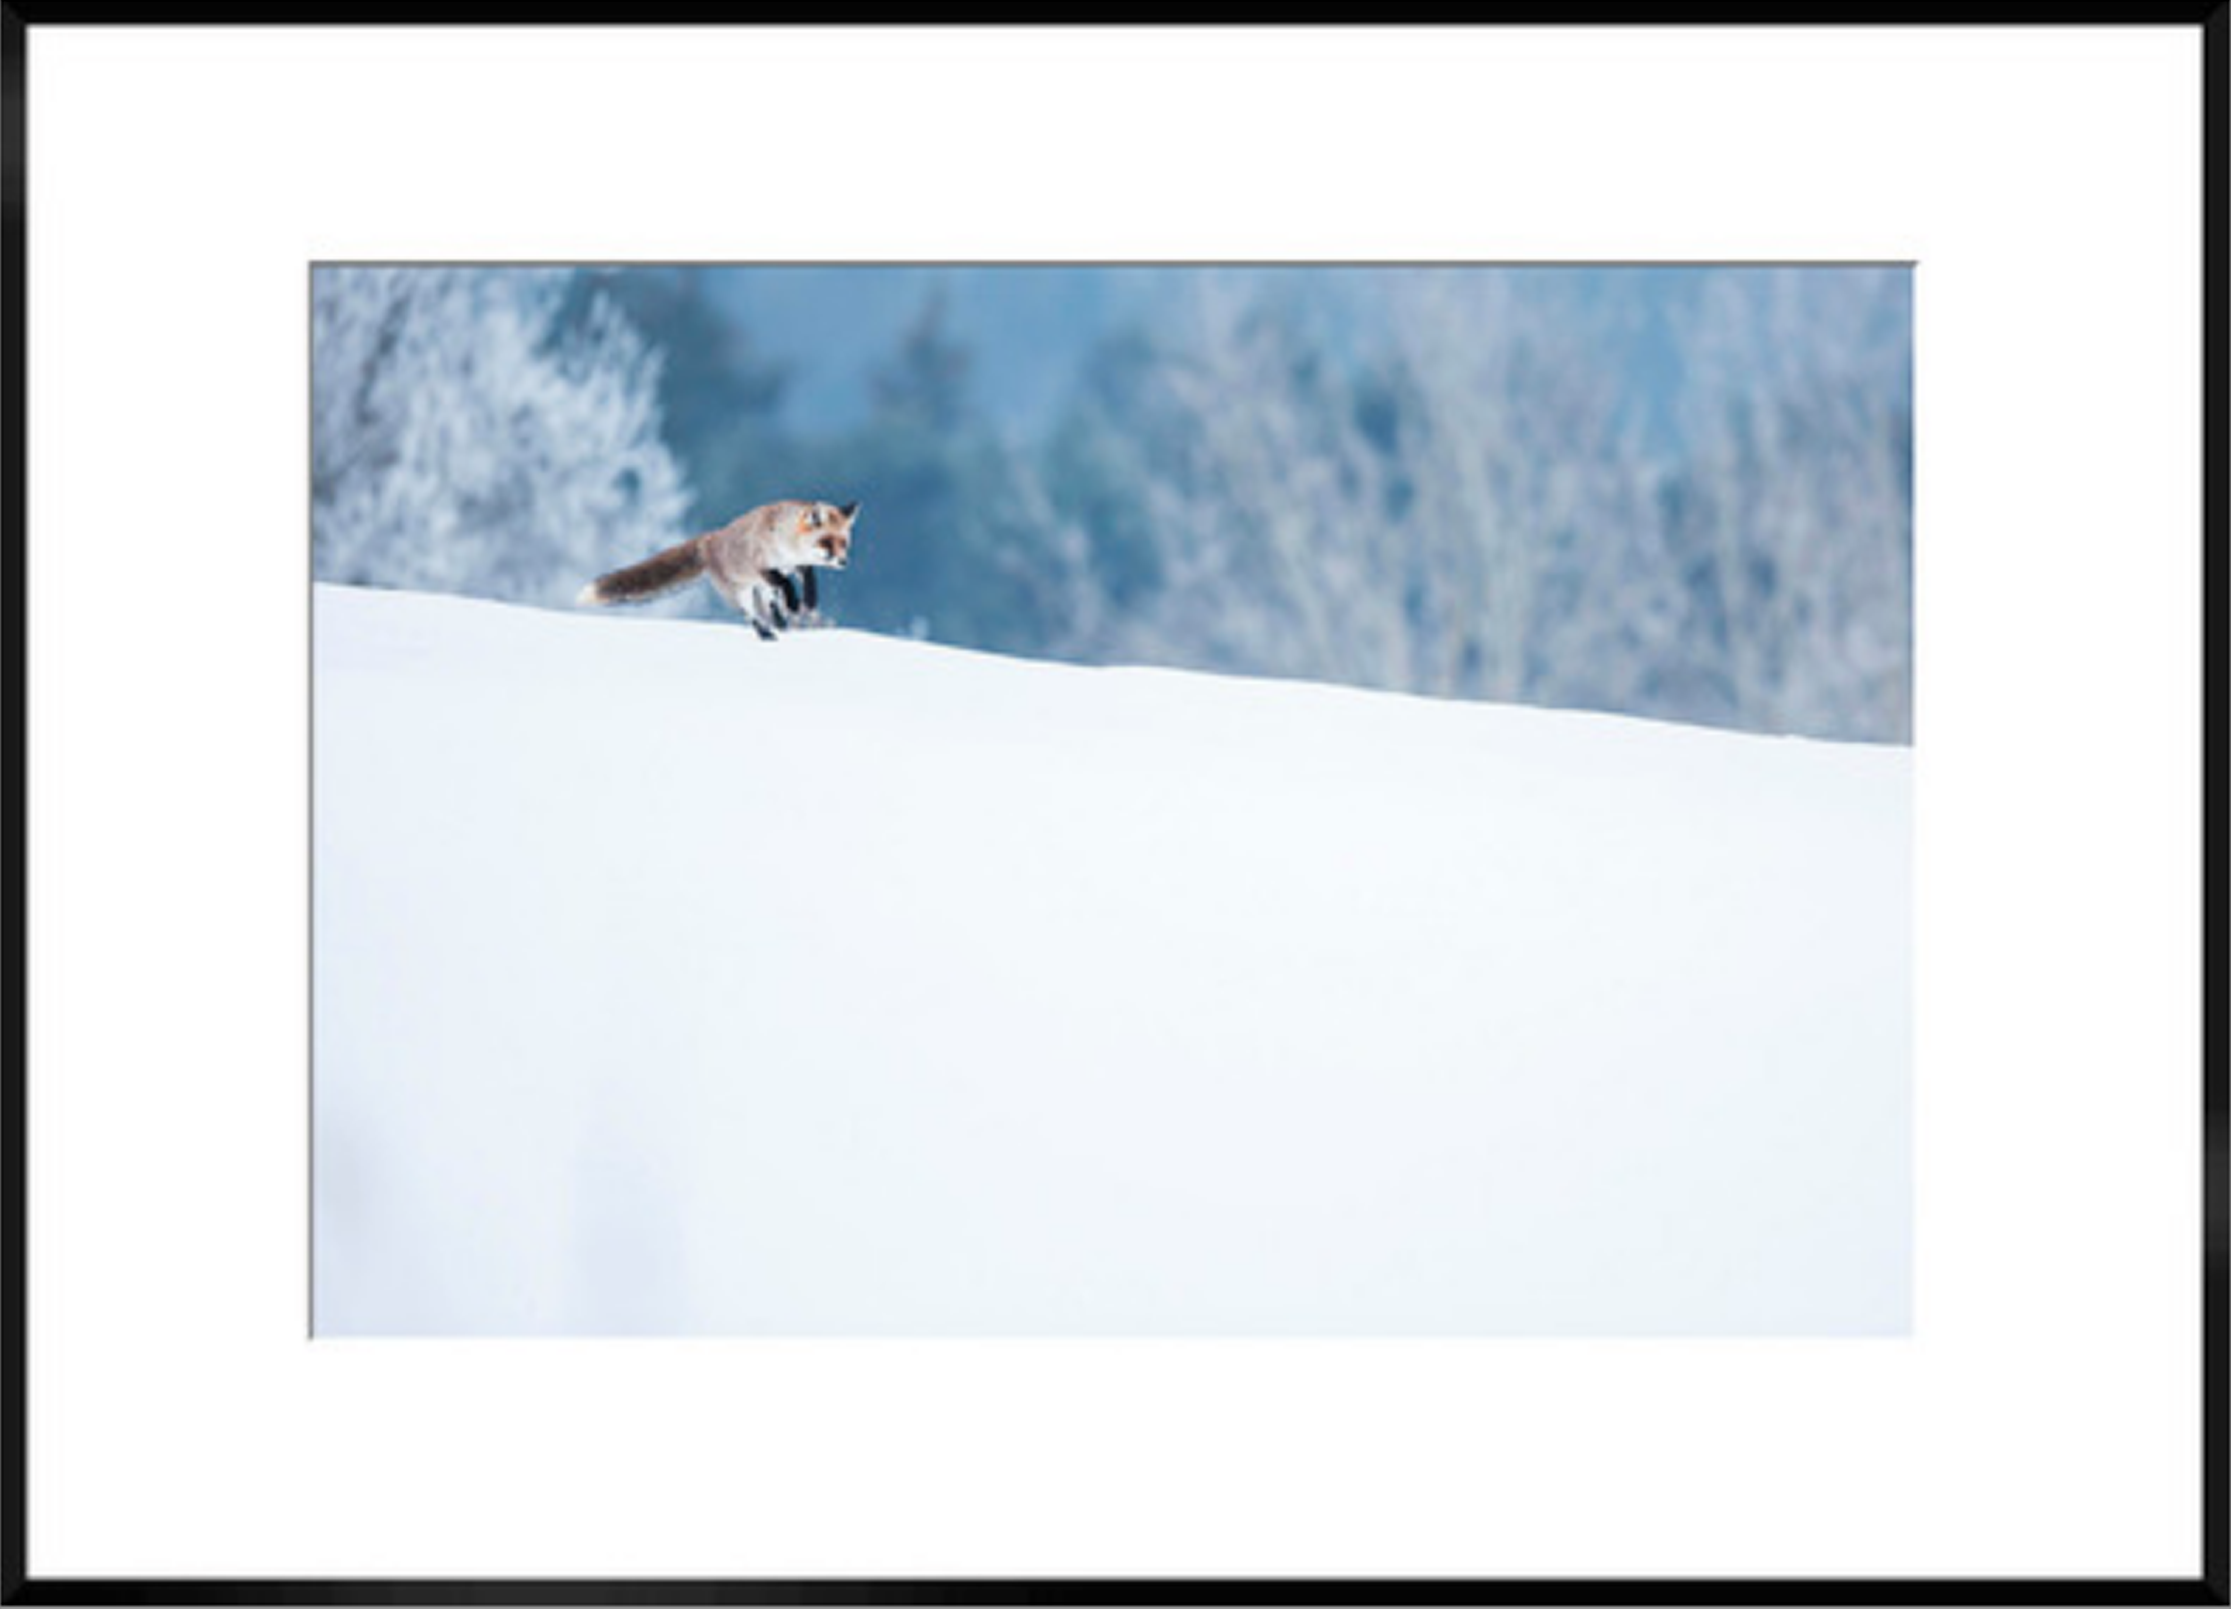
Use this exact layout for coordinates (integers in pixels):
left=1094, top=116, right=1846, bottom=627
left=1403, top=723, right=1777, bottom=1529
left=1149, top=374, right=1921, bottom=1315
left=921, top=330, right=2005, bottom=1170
left=312, top=583, right=1910, bottom=1335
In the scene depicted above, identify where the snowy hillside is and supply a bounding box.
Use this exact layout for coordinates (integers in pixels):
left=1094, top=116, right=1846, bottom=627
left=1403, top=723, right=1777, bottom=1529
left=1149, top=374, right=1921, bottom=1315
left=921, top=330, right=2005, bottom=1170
left=312, top=583, right=1910, bottom=1335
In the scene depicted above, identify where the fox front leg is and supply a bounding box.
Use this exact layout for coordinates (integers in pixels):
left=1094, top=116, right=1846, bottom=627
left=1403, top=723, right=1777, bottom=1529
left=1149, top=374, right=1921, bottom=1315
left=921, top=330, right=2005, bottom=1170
left=760, top=569, right=810, bottom=630
left=752, top=569, right=797, bottom=639
left=769, top=570, right=804, bottom=618
left=770, top=568, right=820, bottom=626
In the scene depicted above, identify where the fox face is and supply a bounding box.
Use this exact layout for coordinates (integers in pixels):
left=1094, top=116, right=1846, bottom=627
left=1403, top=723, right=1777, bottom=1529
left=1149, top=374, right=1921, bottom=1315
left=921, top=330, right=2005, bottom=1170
left=796, top=500, right=858, bottom=570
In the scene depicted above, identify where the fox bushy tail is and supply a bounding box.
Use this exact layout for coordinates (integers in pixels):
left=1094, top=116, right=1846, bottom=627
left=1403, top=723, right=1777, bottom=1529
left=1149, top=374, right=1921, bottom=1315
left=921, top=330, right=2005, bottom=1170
left=578, top=535, right=707, bottom=606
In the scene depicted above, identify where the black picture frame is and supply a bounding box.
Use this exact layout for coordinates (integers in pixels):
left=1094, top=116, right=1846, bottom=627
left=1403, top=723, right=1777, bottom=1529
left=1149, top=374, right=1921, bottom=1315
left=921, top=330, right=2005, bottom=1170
left=3, top=13, right=2223, bottom=1605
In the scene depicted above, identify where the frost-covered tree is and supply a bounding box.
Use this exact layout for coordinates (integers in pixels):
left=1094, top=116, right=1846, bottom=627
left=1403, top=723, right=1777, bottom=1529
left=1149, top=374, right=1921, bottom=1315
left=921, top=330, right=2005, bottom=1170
left=1061, top=274, right=1677, bottom=712
left=1668, top=269, right=1912, bottom=740
left=1044, top=269, right=1908, bottom=741
left=577, top=265, right=790, bottom=535
left=1374, top=271, right=1679, bottom=710
left=1094, top=284, right=1405, bottom=691
left=312, top=268, right=691, bottom=607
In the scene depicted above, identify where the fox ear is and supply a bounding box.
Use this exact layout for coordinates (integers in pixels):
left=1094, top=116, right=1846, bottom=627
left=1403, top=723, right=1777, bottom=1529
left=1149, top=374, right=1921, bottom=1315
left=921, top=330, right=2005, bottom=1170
left=838, top=501, right=860, bottom=521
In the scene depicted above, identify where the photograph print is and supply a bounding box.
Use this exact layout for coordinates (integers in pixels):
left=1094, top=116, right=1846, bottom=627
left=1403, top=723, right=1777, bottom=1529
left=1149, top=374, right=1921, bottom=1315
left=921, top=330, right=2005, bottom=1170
left=311, top=262, right=1912, bottom=1336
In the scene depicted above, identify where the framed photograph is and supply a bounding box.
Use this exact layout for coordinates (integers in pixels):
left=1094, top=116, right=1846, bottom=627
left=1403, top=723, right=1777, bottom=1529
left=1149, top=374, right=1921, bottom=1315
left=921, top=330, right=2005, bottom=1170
left=7, top=18, right=2220, bottom=1602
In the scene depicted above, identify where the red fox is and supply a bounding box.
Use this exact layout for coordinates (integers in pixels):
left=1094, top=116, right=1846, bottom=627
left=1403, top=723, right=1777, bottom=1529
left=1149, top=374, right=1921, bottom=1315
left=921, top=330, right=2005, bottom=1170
left=578, top=499, right=858, bottom=639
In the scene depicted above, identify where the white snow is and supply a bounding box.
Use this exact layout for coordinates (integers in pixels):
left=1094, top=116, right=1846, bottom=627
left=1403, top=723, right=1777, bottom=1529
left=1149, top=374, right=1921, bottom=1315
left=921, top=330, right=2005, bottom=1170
left=312, top=582, right=1910, bottom=1335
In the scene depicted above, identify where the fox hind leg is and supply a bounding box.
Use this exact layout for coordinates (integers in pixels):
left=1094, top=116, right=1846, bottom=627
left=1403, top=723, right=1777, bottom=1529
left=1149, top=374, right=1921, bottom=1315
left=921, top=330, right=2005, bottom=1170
left=712, top=573, right=779, bottom=640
